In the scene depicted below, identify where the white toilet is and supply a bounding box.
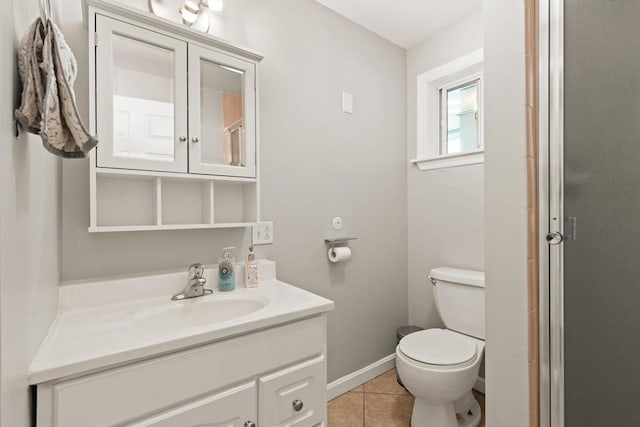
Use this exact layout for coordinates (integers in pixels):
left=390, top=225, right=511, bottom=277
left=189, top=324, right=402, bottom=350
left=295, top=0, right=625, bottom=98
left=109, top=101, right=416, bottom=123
left=396, top=267, right=485, bottom=427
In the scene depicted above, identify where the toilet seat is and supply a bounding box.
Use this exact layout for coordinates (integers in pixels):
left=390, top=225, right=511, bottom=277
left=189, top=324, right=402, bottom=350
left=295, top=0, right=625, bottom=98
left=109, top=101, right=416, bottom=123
left=399, top=329, right=477, bottom=367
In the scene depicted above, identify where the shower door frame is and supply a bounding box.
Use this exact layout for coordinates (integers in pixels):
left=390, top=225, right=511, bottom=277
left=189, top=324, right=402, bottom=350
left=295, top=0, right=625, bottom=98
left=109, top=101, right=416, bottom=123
left=539, top=0, right=564, bottom=426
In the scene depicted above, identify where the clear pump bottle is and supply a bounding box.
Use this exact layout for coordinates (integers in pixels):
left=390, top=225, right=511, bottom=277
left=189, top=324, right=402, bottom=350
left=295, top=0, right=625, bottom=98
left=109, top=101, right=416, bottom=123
left=218, top=247, right=235, bottom=292
left=245, top=245, right=259, bottom=287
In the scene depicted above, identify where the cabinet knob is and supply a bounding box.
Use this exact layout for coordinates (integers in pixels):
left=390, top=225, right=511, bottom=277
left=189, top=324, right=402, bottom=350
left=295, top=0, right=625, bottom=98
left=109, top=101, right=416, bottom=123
left=292, top=399, right=304, bottom=412
left=244, top=422, right=256, bottom=427
left=191, top=136, right=200, bottom=143
left=178, top=136, right=187, bottom=142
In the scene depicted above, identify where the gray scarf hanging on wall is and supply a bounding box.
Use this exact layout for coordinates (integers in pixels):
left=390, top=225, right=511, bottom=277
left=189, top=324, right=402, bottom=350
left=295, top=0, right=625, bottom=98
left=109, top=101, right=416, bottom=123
left=15, top=17, right=98, bottom=158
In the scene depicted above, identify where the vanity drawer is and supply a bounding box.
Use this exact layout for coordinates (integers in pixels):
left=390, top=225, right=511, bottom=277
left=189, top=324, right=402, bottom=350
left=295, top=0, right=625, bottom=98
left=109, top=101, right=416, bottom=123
left=132, top=381, right=257, bottom=427
left=259, top=355, right=326, bottom=427
left=51, top=316, right=324, bottom=427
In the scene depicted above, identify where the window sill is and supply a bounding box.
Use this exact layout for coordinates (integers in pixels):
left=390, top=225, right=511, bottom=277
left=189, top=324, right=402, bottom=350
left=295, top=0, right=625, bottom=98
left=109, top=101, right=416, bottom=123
left=410, top=149, right=484, bottom=171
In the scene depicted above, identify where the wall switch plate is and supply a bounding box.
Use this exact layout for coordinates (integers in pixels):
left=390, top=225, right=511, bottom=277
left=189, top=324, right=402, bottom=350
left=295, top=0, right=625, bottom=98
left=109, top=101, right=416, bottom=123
left=342, top=92, right=353, bottom=114
left=252, top=222, right=274, bottom=245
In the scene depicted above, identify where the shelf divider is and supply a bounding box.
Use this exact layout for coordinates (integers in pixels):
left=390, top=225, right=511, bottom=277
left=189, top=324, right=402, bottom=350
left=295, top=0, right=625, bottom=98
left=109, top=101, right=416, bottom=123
left=209, top=182, right=215, bottom=224
left=155, top=177, right=162, bottom=226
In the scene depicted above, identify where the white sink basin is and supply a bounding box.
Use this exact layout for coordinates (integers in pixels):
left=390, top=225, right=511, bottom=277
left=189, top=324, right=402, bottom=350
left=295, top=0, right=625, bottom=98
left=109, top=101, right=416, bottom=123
left=134, top=295, right=268, bottom=330
left=30, top=279, right=336, bottom=385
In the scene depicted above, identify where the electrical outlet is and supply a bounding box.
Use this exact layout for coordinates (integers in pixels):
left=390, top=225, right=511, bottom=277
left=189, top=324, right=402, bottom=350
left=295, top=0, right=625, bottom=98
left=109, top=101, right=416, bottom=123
left=252, top=222, right=274, bottom=245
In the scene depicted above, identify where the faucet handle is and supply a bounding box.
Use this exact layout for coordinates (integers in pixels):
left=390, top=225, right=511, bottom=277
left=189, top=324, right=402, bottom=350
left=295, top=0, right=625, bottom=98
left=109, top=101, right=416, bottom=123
left=188, top=263, right=205, bottom=279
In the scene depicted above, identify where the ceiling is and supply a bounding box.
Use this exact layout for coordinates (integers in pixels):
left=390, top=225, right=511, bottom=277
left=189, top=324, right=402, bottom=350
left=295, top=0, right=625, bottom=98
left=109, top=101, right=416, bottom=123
left=315, top=0, right=483, bottom=49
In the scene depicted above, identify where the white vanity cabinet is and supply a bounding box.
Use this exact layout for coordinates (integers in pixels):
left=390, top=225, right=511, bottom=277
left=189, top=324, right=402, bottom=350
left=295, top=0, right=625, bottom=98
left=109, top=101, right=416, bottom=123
left=35, top=316, right=328, bottom=427
left=84, top=0, right=263, bottom=232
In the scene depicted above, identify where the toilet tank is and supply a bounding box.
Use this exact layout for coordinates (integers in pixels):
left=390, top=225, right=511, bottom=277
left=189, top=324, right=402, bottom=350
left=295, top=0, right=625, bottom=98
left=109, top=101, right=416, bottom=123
left=430, top=267, right=485, bottom=340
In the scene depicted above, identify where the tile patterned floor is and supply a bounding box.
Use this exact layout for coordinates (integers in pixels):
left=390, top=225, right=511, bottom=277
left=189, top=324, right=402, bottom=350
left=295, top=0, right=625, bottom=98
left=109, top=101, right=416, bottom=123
left=328, top=368, right=485, bottom=427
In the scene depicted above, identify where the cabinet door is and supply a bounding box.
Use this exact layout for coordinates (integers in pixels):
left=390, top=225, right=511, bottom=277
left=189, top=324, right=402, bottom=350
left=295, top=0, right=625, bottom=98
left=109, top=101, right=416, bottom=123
left=259, top=356, right=326, bottom=427
left=188, top=45, right=256, bottom=178
left=95, top=15, right=188, bottom=173
left=132, top=381, right=257, bottom=427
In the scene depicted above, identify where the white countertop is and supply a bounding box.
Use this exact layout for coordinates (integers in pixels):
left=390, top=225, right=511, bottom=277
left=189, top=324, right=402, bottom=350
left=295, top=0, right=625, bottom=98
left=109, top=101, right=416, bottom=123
left=29, top=267, right=334, bottom=385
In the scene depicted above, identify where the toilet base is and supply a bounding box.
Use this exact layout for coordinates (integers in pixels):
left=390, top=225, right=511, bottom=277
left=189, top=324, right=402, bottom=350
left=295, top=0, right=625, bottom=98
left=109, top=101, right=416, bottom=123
left=411, top=400, right=457, bottom=427
left=455, top=391, right=481, bottom=427
left=410, top=392, right=481, bottom=427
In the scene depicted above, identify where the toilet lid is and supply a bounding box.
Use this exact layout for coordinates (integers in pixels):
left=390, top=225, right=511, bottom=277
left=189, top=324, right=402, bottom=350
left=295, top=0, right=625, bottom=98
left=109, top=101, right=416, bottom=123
left=399, top=329, right=477, bottom=366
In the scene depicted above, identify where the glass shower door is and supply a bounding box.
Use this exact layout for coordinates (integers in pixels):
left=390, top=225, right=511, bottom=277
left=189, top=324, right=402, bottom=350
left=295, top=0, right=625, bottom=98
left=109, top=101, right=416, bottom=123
left=559, top=1, right=640, bottom=425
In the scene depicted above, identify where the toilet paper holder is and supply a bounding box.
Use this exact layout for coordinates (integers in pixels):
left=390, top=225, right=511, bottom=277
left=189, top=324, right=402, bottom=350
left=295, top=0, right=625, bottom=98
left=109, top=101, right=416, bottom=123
left=324, top=237, right=357, bottom=249
left=325, top=237, right=356, bottom=263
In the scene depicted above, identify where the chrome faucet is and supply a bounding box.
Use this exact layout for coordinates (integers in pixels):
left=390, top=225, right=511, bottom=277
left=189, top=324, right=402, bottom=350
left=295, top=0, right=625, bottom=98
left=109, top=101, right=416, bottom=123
left=171, top=263, right=213, bottom=300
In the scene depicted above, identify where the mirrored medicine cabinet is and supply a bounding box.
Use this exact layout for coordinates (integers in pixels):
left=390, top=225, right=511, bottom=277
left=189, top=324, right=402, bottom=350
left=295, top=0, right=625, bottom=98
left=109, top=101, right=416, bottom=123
left=83, top=0, right=263, bottom=232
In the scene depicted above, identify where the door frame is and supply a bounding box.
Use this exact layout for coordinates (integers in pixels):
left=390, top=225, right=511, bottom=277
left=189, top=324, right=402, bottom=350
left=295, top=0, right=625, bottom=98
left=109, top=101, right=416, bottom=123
left=538, top=1, right=564, bottom=426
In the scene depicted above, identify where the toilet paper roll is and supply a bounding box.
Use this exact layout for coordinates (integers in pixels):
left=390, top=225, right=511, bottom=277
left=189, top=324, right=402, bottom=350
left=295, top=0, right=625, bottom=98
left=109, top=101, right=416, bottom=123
left=328, top=246, right=351, bottom=263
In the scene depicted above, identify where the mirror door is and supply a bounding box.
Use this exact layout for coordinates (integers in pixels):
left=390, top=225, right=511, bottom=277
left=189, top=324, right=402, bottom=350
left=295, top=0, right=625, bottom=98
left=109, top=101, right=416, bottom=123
left=95, top=15, right=188, bottom=173
left=188, top=45, right=256, bottom=178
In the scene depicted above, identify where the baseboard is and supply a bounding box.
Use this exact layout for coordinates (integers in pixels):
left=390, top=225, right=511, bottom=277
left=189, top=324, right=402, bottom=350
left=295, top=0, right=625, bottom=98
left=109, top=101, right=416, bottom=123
left=326, top=354, right=396, bottom=401
left=326, top=355, right=485, bottom=400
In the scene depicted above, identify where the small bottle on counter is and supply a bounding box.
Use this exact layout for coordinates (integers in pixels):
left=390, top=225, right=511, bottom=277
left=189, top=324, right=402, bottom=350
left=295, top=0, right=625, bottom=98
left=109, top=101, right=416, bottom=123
left=245, top=245, right=259, bottom=288
left=218, top=247, right=236, bottom=292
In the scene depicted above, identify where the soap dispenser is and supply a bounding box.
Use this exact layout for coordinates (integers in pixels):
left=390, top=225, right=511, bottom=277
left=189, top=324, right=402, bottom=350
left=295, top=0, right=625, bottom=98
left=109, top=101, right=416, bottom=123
left=245, top=245, right=259, bottom=288
left=218, top=247, right=236, bottom=292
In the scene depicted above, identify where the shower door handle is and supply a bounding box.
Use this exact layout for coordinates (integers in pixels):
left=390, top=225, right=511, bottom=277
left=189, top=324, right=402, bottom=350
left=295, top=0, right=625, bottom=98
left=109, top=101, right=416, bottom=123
left=546, top=232, right=564, bottom=245
left=565, top=216, right=577, bottom=240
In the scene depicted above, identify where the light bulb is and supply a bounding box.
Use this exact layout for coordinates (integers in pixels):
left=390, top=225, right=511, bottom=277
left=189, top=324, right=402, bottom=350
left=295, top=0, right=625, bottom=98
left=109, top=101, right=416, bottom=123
left=180, top=0, right=199, bottom=25
left=192, top=5, right=212, bottom=32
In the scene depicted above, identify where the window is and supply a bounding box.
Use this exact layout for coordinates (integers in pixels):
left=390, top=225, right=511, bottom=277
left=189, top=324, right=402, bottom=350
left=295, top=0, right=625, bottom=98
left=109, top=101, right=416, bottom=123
left=441, top=78, right=481, bottom=155
left=412, top=50, right=484, bottom=171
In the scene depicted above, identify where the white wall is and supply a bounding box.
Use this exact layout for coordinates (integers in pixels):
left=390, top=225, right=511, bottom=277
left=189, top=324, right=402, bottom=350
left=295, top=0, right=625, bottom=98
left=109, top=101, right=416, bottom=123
left=406, top=13, right=484, bottom=329
left=0, top=1, right=62, bottom=426
left=249, top=2, right=408, bottom=380
left=483, top=1, right=529, bottom=425
left=60, top=0, right=408, bottom=382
